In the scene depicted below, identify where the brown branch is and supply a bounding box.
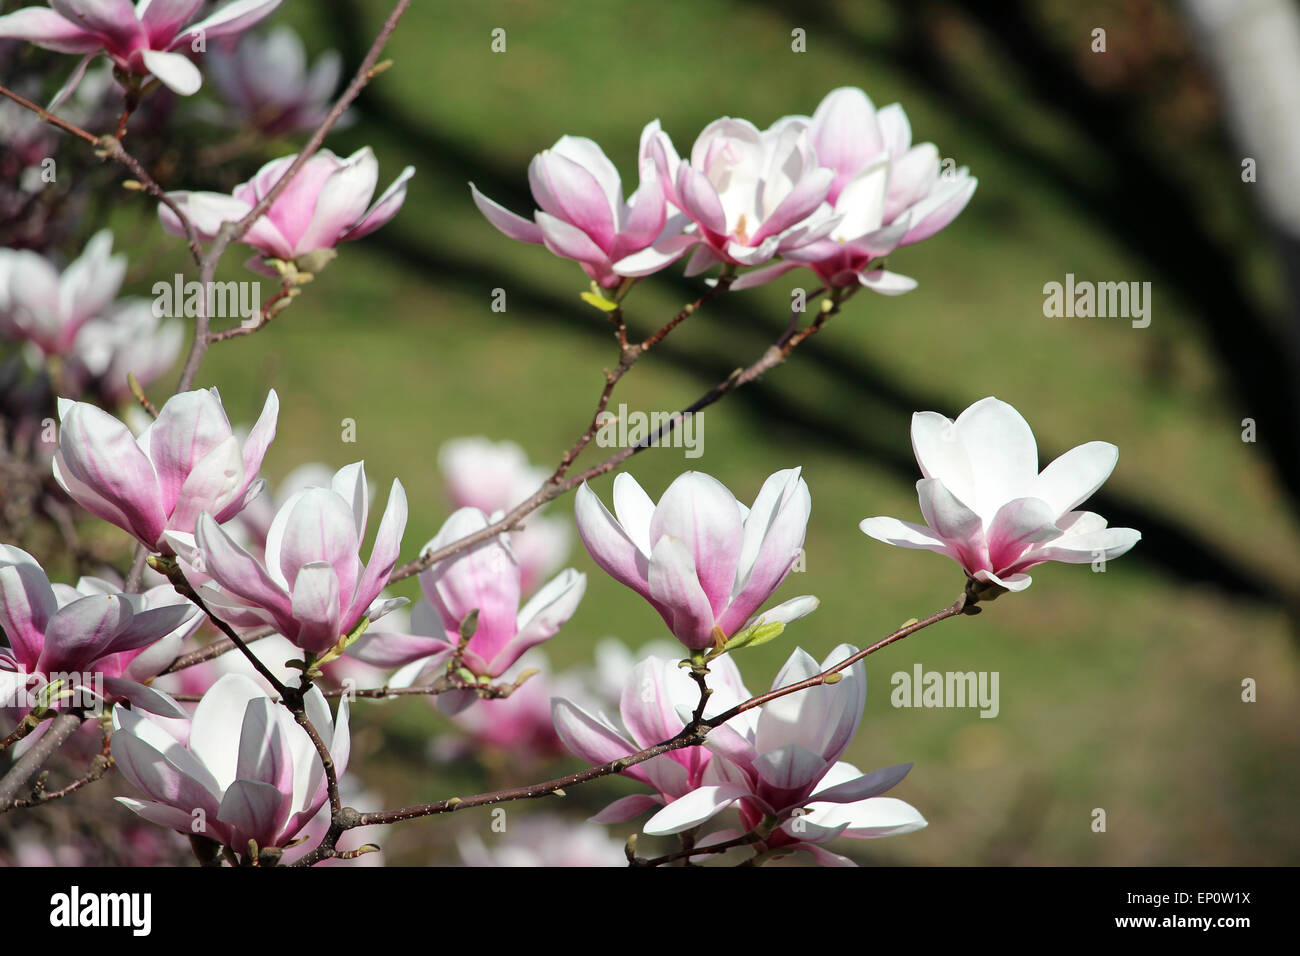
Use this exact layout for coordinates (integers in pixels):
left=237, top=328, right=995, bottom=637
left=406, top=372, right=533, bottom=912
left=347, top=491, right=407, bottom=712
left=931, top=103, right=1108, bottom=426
left=158, top=627, right=275, bottom=676
left=0, top=83, right=97, bottom=144
left=7, top=733, right=114, bottom=810
left=0, top=712, right=85, bottom=812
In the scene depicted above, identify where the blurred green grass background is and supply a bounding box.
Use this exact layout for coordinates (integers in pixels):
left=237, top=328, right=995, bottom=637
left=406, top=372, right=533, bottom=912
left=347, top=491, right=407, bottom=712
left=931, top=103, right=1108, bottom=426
left=105, top=0, right=1300, bottom=864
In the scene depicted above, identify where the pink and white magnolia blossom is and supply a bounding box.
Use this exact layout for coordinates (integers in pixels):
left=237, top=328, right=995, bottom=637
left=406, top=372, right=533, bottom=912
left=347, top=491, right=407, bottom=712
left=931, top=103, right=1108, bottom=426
left=644, top=644, right=927, bottom=867
left=552, top=652, right=752, bottom=824
left=437, top=436, right=570, bottom=593
left=0, top=230, right=126, bottom=359
left=470, top=123, right=669, bottom=288
left=111, top=673, right=350, bottom=855
left=739, top=87, right=977, bottom=293
left=207, top=25, right=344, bottom=136
left=350, top=506, right=586, bottom=686
left=177, top=462, right=409, bottom=655
left=623, top=116, right=840, bottom=277
left=0, top=546, right=199, bottom=716
left=0, top=0, right=283, bottom=98
left=859, top=396, right=1142, bottom=595
left=159, top=147, right=414, bottom=272
left=64, top=299, right=185, bottom=403
left=574, top=469, right=816, bottom=651
left=52, top=387, right=278, bottom=553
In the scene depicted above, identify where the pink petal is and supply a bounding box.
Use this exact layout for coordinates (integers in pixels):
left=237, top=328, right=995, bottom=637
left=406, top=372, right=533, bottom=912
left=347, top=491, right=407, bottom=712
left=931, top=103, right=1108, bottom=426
left=351, top=479, right=408, bottom=620
left=1030, top=441, right=1119, bottom=517
left=0, top=8, right=101, bottom=53
left=469, top=183, right=544, bottom=244
left=809, top=87, right=884, bottom=198
left=293, top=147, right=380, bottom=254
left=574, top=481, right=652, bottom=598
left=49, top=0, right=140, bottom=52
left=139, top=0, right=202, bottom=46
left=643, top=783, right=750, bottom=835
left=176, top=0, right=281, bottom=43
left=344, top=165, right=414, bottom=241
left=953, top=397, right=1039, bottom=517
left=0, top=546, right=58, bottom=670
left=145, top=388, right=236, bottom=516
left=39, top=593, right=131, bottom=673
left=649, top=471, right=743, bottom=617
left=54, top=400, right=166, bottom=548
left=528, top=149, right=616, bottom=250
left=647, top=535, right=716, bottom=649
left=140, top=48, right=201, bottom=95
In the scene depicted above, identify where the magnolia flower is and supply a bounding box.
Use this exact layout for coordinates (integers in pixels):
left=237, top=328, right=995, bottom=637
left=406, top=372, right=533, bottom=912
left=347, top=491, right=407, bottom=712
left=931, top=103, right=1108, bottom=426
left=860, top=396, right=1142, bottom=595
left=575, top=469, right=816, bottom=651
left=624, top=116, right=839, bottom=277
left=552, top=653, right=751, bottom=823
left=159, top=147, right=414, bottom=272
left=0, top=546, right=198, bottom=716
left=52, top=387, right=278, bottom=552
left=64, top=299, right=184, bottom=403
left=0, top=0, right=283, bottom=98
left=207, top=25, right=343, bottom=136
left=471, top=123, right=669, bottom=288
left=0, top=230, right=126, bottom=358
left=736, top=87, right=977, bottom=293
left=644, top=644, right=927, bottom=867
left=177, top=462, right=409, bottom=655
left=437, top=436, right=570, bottom=593
left=112, top=673, right=350, bottom=856
left=350, top=507, right=585, bottom=684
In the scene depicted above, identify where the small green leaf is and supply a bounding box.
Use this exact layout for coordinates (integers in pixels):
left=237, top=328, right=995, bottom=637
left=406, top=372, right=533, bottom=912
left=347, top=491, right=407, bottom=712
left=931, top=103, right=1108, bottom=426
left=580, top=290, right=619, bottom=312
left=723, top=620, right=786, bottom=653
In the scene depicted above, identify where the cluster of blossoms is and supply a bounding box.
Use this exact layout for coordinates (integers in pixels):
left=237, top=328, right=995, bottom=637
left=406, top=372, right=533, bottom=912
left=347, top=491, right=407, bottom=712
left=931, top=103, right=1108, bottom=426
left=0, top=231, right=184, bottom=408
left=0, top=3, right=1143, bottom=867
left=473, top=87, right=976, bottom=294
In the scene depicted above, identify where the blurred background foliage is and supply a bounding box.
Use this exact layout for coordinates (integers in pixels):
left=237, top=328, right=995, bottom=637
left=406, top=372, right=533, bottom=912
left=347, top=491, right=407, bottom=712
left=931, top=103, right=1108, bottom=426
left=3, top=0, right=1298, bottom=865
